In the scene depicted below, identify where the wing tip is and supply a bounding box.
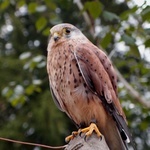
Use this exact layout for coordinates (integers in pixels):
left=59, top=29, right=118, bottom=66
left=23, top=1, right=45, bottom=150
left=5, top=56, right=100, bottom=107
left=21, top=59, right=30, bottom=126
left=121, top=129, right=130, bottom=143
left=123, top=129, right=130, bottom=143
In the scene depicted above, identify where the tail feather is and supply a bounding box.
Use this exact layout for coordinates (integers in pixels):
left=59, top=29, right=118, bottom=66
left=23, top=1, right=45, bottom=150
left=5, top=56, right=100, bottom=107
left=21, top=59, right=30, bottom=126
left=100, top=97, right=136, bottom=150
left=111, top=103, right=136, bottom=150
left=96, top=93, right=136, bottom=149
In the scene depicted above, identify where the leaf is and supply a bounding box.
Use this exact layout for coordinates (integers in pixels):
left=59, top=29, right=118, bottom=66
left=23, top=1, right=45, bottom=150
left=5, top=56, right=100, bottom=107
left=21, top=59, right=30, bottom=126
left=37, top=61, right=46, bottom=68
left=25, top=85, right=36, bottom=95
left=103, top=11, right=120, bottom=22
left=19, top=52, right=32, bottom=60
left=100, top=33, right=112, bottom=49
left=2, top=87, right=13, bottom=98
left=120, top=6, right=138, bottom=20
left=144, top=28, right=150, bottom=34
left=17, top=0, right=25, bottom=7
left=144, top=38, right=150, bottom=48
left=32, top=79, right=42, bottom=85
left=10, top=95, right=26, bottom=107
left=14, top=85, right=24, bottom=95
left=36, top=17, right=47, bottom=31
left=141, top=6, right=150, bottom=21
left=84, top=1, right=102, bottom=19
left=32, top=55, right=43, bottom=63
left=42, top=27, right=50, bottom=36
left=0, top=0, right=9, bottom=11
left=23, top=62, right=30, bottom=70
left=25, top=85, right=41, bottom=95
left=127, top=45, right=141, bottom=58
left=140, top=119, right=149, bottom=130
left=122, top=33, right=135, bottom=46
left=28, top=2, right=37, bottom=14
left=44, top=0, right=56, bottom=10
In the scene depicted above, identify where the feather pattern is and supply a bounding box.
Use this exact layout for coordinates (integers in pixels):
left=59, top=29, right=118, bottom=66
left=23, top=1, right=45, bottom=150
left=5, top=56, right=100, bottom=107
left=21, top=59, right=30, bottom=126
left=73, top=43, right=135, bottom=149
left=47, top=23, right=136, bottom=150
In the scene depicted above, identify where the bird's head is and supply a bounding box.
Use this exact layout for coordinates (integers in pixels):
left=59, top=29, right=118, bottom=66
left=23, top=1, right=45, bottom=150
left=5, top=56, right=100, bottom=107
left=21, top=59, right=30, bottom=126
left=49, top=23, right=87, bottom=44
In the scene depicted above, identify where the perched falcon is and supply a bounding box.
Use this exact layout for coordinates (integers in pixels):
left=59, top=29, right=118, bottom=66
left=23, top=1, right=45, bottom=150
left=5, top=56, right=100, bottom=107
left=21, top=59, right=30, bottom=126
left=47, top=23, right=134, bottom=150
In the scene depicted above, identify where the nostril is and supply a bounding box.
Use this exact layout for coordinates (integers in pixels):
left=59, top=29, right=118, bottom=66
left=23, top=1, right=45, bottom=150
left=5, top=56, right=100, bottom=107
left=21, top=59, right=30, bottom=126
left=53, top=32, right=60, bottom=42
left=53, top=36, right=59, bottom=42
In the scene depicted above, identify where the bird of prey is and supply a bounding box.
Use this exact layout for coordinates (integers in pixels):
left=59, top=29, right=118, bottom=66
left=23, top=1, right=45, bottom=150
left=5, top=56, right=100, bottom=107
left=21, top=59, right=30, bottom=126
left=47, top=23, right=134, bottom=150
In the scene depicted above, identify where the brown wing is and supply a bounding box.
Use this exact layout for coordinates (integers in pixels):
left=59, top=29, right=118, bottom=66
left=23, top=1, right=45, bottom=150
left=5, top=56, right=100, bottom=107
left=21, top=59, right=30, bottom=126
left=73, top=43, right=121, bottom=111
left=73, top=43, right=132, bottom=144
left=50, top=86, right=64, bottom=112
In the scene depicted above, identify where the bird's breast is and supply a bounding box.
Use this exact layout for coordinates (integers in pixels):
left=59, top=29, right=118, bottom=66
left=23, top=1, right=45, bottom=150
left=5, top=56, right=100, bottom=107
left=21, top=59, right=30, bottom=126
left=48, top=48, right=106, bottom=127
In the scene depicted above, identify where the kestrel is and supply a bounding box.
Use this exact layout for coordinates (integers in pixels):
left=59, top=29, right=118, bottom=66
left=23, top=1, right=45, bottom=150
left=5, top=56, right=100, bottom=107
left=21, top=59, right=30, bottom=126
left=47, top=23, right=134, bottom=150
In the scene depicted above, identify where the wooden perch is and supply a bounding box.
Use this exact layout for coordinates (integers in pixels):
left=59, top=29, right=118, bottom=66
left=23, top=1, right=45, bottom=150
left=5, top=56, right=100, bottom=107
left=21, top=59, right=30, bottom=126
left=65, top=133, right=110, bottom=150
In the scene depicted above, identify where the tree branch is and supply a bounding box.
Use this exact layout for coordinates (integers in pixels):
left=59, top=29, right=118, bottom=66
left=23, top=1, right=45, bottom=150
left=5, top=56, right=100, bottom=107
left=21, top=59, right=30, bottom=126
left=73, top=0, right=95, bottom=36
left=115, top=67, right=150, bottom=108
left=65, top=133, right=110, bottom=150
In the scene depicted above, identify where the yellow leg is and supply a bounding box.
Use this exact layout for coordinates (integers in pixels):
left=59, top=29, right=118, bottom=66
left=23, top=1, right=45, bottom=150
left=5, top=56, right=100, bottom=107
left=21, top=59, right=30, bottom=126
left=80, top=123, right=102, bottom=137
left=65, top=123, right=102, bottom=142
left=65, top=131, right=78, bottom=142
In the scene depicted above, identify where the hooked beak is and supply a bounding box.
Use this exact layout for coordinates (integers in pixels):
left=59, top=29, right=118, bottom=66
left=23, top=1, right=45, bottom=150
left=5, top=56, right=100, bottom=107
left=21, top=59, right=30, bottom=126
left=53, top=32, right=60, bottom=42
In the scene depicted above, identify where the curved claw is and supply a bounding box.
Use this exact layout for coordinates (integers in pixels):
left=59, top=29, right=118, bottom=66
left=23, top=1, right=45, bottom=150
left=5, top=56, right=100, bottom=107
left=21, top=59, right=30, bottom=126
left=80, top=123, right=102, bottom=138
left=65, top=131, right=78, bottom=142
left=65, top=123, right=102, bottom=142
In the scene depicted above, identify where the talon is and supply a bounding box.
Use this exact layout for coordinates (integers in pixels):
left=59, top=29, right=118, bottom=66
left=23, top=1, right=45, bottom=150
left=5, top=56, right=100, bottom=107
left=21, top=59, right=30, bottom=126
left=65, top=123, right=102, bottom=142
left=78, top=129, right=82, bottom=137
left=80, top=123, right=102, bottom=138
left=72, top=131, right=78, bottom=137
left=65, top=131, right=78, bottom=142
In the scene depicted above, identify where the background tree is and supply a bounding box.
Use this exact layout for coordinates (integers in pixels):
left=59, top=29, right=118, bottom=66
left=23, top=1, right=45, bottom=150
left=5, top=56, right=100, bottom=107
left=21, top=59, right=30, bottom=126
left=0, top=0, right=150, bottom=149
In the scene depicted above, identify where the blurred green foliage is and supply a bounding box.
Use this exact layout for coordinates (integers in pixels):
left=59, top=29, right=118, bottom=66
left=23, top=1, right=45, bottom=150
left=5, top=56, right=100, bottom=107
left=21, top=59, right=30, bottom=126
left=0, top=0, right=150, bottom=150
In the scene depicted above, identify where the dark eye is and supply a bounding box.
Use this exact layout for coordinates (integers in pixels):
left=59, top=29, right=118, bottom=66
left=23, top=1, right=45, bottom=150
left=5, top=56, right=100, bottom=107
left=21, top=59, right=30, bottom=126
left=65, top=28, right=71, bottom=34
